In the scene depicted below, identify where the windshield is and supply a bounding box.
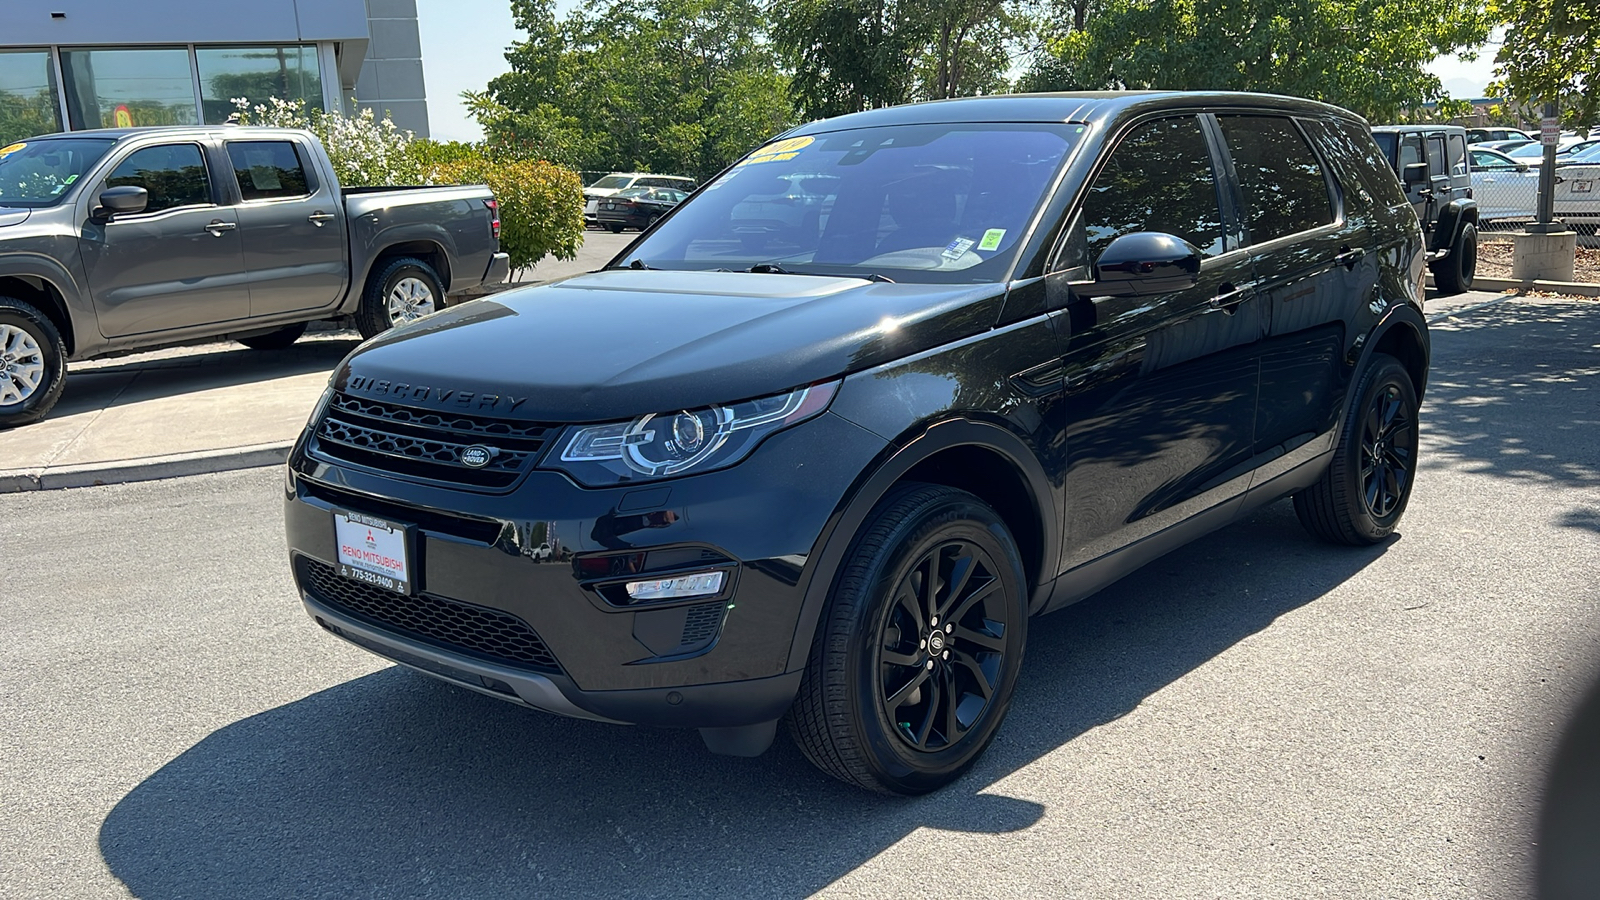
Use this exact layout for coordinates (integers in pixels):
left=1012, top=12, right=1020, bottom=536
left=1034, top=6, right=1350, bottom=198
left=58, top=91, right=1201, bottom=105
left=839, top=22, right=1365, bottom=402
left=0, top=138, right=116, bottom=208
left=619, top=123, right=1083, bottom=283
left=1508, top=143, right=1547, bottom=158
left=590, top=175, right=634, bottom=190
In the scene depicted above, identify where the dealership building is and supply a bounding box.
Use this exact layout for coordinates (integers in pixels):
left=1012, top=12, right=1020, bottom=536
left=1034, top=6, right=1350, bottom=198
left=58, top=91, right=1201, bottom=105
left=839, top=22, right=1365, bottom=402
left=0, top=0, right=431, bottom=147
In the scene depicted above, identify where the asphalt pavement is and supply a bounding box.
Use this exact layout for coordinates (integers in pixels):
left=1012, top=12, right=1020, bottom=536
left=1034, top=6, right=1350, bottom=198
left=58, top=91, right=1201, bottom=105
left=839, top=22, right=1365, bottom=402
left=1, top=295, right=1597, bottom=898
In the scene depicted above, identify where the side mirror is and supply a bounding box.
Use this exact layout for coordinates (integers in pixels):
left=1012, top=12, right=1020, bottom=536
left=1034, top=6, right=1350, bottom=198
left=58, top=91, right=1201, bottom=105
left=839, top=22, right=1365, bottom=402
left=96, top=185, right=148, bottom=219
left=1091, top=232, right=1202, bottom=297
left=1401, top=162, right=1430, bottom=186
left=1517, top=163, right=1531, bottom=173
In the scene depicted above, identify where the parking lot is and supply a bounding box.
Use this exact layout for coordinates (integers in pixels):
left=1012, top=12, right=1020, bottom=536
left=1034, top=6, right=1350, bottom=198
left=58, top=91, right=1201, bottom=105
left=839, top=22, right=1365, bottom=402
left=2, top=293, right=1597, bottom=898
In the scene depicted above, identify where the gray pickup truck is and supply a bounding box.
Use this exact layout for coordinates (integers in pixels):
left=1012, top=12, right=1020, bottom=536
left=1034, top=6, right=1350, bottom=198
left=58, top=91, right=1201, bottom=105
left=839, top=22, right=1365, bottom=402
left=0, top=126, right=508, bottom=427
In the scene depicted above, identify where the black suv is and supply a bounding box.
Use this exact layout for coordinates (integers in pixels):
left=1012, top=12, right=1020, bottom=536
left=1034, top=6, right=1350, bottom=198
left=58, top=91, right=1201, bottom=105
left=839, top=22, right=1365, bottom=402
left=285, top=92, right=1430, bottom=794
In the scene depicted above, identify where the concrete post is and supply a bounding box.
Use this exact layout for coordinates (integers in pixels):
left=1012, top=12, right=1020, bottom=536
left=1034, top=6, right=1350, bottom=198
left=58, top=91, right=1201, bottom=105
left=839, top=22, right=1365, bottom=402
left=1511, top=230, right=1577, bottom=282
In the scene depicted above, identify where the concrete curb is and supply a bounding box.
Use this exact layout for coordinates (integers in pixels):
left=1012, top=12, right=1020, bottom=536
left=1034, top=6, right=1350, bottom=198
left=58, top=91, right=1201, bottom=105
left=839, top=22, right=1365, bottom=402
left=1427, top=273, right=1600, bottom=297
left=0, top=441, right=292, bottom=494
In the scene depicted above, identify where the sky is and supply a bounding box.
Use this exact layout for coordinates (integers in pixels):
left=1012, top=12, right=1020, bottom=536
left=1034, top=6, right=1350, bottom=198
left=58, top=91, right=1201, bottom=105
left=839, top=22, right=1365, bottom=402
left=416, top=0, right=1503, bottom=143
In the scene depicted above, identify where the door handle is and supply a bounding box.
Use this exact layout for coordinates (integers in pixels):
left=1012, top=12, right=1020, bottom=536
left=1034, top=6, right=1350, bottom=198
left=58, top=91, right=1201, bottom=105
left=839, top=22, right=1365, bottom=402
left=204, top=220, right=236, bottom=237
left=1483, top=177, right=1497, bottom=184
left=308, top=211, right=335, bottom=226
left=1333, top=246, right=1366, bottom=270
left=1209, top=281, right=1254, bottom=313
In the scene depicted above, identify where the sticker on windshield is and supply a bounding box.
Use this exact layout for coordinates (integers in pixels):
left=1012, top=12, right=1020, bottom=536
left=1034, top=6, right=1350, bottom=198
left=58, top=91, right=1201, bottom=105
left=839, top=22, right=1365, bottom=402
left=736, top=135, right=815, bottom=167
left=0, top=142, right=25, bottom=160
left=942, top=237, right=976, bottom=260
left=978, top=228, right=1006, bottom=251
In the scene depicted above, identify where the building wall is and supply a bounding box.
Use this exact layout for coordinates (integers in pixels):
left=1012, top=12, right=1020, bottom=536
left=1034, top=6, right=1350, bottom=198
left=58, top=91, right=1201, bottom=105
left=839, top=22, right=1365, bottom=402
left=354, top=0, right=430, bottom=138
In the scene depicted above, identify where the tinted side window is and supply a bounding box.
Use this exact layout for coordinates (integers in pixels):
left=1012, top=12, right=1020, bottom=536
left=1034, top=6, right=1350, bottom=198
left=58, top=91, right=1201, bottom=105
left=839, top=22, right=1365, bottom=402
left=105, top=143, right=210, bottom=213
left=1426, top=136, right=1446, bottom=177
left=1448, top=134, right=1467, bottom=176
left=227, top=141, right=310, bottom=201
left=1217, top=116, right=1335, bottom=244
left=1079, top=116, right=1224, bottom=261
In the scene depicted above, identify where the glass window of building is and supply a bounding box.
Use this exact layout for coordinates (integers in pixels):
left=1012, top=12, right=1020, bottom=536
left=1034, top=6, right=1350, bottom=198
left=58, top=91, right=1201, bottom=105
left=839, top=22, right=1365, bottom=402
left=0, top=49, right=62, bottom=146
left=61, top=48, right=199, bottom=131
left=197, top=46, right=322, bottom=125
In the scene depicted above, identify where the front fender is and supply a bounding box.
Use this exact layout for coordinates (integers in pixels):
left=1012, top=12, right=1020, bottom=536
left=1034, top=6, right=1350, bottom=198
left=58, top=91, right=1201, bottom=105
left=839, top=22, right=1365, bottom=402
left=0, top=250, right=98, bottom=357
left=1432, top=198, right=1479, bottom=254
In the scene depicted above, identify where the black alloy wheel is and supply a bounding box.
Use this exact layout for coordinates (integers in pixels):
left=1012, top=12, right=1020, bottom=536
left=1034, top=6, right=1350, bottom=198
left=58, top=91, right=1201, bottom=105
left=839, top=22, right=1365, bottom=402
left=876, top=538, right=1011, bottom=753
left=1294, top=352, right=1420, bottom=545
left=789, top=483, right=1028, bottom=794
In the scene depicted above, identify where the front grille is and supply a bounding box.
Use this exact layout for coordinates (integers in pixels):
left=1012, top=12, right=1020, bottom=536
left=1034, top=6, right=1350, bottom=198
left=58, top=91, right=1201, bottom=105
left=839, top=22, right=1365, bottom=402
left=311, top=392, right=556, bottom=490
left=300, top=558, right=560, bottom=673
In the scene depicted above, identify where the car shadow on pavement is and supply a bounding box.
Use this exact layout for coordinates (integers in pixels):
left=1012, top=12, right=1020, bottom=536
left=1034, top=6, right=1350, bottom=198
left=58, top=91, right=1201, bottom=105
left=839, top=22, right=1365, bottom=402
left=1421, top=298, right=1600, bottom=490
left=98, top=500, right=1394, bottom=899
left=59, top=337, right=363, bottom=407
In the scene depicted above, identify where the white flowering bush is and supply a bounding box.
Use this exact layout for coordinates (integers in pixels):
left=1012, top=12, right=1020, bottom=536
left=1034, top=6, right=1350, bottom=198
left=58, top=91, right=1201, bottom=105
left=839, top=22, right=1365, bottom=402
left=230, top=97, right=422, bottom=186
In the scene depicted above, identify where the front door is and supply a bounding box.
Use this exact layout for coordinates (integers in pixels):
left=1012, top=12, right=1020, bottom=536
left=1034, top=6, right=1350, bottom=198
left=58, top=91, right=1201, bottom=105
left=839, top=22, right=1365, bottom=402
left=79, top=142, right=250, bottom=337
left=1053, top=114, right=1263, bottom=571
left=223, top=139, right=348, bottom=317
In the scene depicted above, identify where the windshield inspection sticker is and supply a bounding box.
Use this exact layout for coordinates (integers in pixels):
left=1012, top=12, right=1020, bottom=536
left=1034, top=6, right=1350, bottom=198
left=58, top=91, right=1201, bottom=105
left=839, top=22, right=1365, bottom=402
left=736, top=135, right=815, bottom=168
left=978, top=228, right=1006, bottom=251
left=942, top=237, right=976, bottom=260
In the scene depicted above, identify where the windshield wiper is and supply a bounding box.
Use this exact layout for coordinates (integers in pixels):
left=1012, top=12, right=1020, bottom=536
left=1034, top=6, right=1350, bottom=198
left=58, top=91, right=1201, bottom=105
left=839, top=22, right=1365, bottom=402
left=747, top=262, right=894, bottom=283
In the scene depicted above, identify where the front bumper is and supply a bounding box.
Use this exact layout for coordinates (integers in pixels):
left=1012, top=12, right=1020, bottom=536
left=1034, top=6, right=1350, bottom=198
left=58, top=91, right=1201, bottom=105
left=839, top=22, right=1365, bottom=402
left=285, top=409, right=888, bottom=728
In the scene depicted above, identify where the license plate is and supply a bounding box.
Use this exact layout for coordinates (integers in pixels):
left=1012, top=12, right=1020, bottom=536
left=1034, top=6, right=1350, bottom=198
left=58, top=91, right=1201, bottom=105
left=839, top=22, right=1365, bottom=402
left=1574, top=180, right=1593, bottom=193
left=334, top=509, right=412, bottom=595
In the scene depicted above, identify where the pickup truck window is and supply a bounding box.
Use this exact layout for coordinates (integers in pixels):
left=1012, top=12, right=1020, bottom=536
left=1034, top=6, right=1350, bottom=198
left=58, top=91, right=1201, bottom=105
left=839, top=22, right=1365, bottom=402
left=0, top=138, right=114, bottom=208
left=226, top=141, right=311, bottom=201
left=105, top=143, right=212, bottom=213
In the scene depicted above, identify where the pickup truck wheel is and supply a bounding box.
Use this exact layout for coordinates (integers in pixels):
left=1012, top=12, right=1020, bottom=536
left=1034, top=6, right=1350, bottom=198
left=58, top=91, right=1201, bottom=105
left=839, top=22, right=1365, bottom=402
left=607, top=223, right=624, bottom=234
left=0, top=297, right=68, bottom=430
left=1430, top=222, right=1477, bottom=295
left=357, top=257, right=443, bottom=339
left=1293, top=353, right=1419, bottom=545
left=236, top=321, right=308, bottom=350
left=787, top=483, right=1027, bottom=795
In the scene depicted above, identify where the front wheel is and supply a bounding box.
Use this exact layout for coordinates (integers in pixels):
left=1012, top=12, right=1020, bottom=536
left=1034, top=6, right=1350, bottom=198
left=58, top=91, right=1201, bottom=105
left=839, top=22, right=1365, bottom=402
left=1431, top=222, right=1477, bottom=295
left=788, top=483, right=1028, bottom=794
left=1294, top=353, right=1420, bottom=545
left=0, top=296, right=68, bottom=429
left=356, top=257, right=444, bottom=340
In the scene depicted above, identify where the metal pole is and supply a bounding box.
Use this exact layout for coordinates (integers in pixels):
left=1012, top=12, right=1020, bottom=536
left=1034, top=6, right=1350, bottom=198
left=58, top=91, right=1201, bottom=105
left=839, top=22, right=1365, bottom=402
left=1531, top=100, right=1562, bottom=233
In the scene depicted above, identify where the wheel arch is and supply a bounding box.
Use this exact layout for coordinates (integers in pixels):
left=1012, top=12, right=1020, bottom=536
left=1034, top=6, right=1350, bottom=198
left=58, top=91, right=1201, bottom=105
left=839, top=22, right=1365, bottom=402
left=0, top=274, right=76, bottom=356
left=1364, top=305, right=1430, bottom=403
left=362, top=241, right=453, bottom=300
left=784, top=417, right=1060, bottom=673
left=1432, top=198, right=1480, bottom=254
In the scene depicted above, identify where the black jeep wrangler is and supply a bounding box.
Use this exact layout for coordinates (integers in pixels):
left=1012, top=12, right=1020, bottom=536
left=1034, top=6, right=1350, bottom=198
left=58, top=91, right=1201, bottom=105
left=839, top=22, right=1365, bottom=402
left=1371, top=124, right=1479, bottom=293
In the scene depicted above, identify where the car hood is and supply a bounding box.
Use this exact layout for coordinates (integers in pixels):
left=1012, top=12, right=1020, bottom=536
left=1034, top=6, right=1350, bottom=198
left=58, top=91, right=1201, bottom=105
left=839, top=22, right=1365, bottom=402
left=335, top=269, right=1005, bottom=422
left=0, top=207, right=31, bottom=228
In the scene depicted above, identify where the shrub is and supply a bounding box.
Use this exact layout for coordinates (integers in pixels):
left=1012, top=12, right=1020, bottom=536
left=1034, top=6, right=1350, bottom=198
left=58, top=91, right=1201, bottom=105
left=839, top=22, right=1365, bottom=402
left=230, top=97, right=422, bottom=186
left=430, top=156, right=585, bottom=272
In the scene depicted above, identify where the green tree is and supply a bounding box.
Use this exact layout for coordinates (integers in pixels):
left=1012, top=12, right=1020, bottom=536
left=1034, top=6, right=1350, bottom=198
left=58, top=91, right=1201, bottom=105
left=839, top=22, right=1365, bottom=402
left=1022, top=0, right=1494, bottom=122
left=1491, top=0, right=1600, bottom=129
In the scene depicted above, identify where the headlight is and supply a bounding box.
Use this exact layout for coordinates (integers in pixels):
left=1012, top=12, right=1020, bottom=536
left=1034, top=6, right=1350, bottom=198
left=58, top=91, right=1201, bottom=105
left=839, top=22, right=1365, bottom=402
left=548, top=381, right=839, bottom=486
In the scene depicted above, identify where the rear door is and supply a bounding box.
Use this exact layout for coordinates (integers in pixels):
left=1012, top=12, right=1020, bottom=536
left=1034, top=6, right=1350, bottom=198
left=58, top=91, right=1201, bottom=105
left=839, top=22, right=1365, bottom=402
left=79, top=140, right=250, bottom=337
left=1053, top=114, right=1262, bottom=569
left=224, top=138, right=349, bottom=318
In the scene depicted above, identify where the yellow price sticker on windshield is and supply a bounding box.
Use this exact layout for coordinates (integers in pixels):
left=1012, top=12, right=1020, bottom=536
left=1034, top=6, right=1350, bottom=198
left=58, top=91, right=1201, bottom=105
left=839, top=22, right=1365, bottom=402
left=737, top=135, right=814, bottom=167
left=0, top=142, right=25, bottom=160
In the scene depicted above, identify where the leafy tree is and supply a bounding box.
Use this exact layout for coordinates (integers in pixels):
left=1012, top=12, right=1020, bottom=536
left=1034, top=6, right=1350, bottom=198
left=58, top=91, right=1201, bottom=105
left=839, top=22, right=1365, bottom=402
left=1022, top=0, right=1494, bottom=122
left=1491, top=0, right=1600, bottom=129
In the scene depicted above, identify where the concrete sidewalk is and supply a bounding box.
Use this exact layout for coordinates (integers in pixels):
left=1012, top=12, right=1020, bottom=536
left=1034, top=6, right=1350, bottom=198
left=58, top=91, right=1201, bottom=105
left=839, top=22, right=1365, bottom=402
left=0, top=283, right=1526, bottom=493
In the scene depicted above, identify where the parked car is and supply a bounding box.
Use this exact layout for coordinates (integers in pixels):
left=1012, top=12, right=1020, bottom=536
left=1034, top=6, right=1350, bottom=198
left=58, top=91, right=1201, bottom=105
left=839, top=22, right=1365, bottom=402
left=1503, top=139, right=1600, bottom=167
left=1467, top=127, right=1534, bottom=144
left=583, top=173, right=696, bottom=227
left=285, top=91, right=1430, bottom=794
left=1469, top=147, right=1540, bottom=223
left=0, top=126, right=506, bottom=428
left=1473, top=138, right=1537, bottom=153
left=1371, top=124, right=1479, bottom=292
left=595, top=186, right=687, bottom=232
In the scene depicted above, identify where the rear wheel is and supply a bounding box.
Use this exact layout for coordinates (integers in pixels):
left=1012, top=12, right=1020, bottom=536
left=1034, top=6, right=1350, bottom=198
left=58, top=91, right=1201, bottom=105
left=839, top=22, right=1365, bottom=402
left=356, top=257, right=443, bottom=340
left=788, top=483, right=1028, bottom=794
left=236, top=321, right=307, bottom=350
left=1294, top=353, right=1419, bottom=545
left=607, top=223, right=624, bottom=234
left=1431, top=222, right=1477, bottom=294
left=0, top=297, right=68, bottom=429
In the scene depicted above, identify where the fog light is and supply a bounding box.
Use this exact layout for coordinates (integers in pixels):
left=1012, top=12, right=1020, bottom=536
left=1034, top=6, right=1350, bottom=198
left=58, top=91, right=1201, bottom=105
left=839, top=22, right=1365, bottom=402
left=625, top=571, right=724, bottom=602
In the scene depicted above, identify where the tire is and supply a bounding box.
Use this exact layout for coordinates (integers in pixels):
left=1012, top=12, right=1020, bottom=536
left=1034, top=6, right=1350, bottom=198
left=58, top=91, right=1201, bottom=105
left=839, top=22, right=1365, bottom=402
left=607, top=223, right=624, bottom=234
left=1430, top=222, right=1477, bottom=294
left=787, top=483, right=1028, bottom=794
left=236, top=321, right=307, bottom=350
left=356, top=257, right=444, bottom=340
left=0, top=296, right=68, bottom=430
left=1294, top=353, right=1420, bottom=545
